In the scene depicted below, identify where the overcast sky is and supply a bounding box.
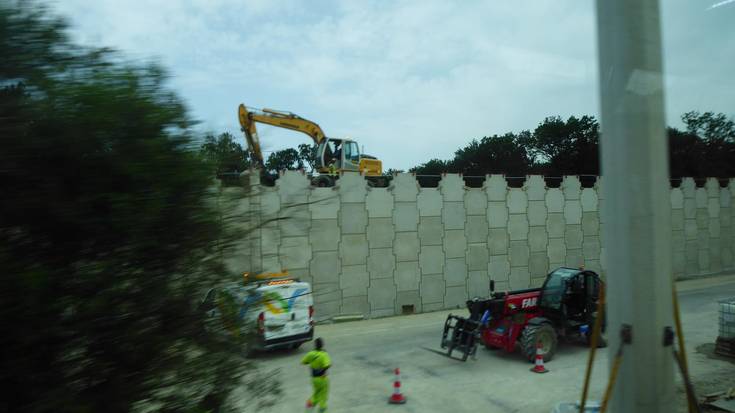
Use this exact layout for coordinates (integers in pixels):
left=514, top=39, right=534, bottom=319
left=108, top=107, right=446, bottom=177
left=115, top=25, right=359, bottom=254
left=52, top=0, right=734, bottom=170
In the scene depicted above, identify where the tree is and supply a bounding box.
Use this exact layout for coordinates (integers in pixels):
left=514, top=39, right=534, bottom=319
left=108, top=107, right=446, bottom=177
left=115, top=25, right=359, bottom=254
left=679, top=111, right=735, bottom=178
left=682, top=111, right=735, bottom=143
left=265, top=148, right=302, bottom=172
left=409, top=158, right=452, bottom=175
left=452, top=132, right=534, bottom=176
left=0, top=4, right=274, bottom=412
left=200, top=132, right=250, bottom=175
left=530, top=115, right=599, bottom=176
left=297, top=143, right=317, bottom=172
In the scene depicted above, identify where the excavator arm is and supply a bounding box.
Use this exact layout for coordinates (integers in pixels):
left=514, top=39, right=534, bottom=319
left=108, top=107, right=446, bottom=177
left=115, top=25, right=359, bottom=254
left=237, top=104, right=326, bottom=168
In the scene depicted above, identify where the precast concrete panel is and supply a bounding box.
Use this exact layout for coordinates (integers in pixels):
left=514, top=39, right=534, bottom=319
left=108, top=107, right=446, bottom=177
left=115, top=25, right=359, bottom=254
left=310, top=220, right=340, bottom=252
left=418, top=216, right=443, bottom=246
left=465, top=189, right=488, bottom=216
left=529, top=252, right=549, bottom=280
left=509, top=267, right=530, bottom=290
left=547, top=213, right=565, bottom=238
left=445, top=285, right=468, bottom=308
left=279, top=236, right=312, bottom=269
left=467, top=244, right=489, bottom=271
left=367, top=247, right=396, bottom=279
left=488, top=228, right=509, bottom=255
left=508, top=214, right=529, bottom=241
left=485, top=175, right=508, bottom=201
left=671, top=188, right=684, bottom=209
left=337, top=172, right=368, bottom=203
left=340, top=203, right=368, bottom=234
left=419, top=245, right=444, bottom=275
left=439, top=173, right=465, bottom=202
left=340, top=264, right=369, bottom=298
left=546, top=188, right=564, bottom=213
left=529, top=226, right=548, bottom=253
left=445, top=257, right=468, bottom=287
left=393, top=202, right=419, bottom=232
left=562, top=176, right=581, bottom=200
left=581, top=188, right=599, bottom=212
left=548, top=239, right=567, bottom=266
left=468, top=270, right=490, bottom=298
left=396, top=290, right=421, bottom=314
left=395, top=261, right=420, bottom=291
left=696, top=188, right=707, bottom=209
left=444, top=229, right=468, bottom=259
left=507, top=189, right=528, bottom=214
left=465, top=215, right=489, bottom=243
left=366, top=188, right=394, bottom=218
left=394, top=232, right=419, bottom=262
left=509, top=241, right=530, bottom=268
left=310, top=251, right=341, bottom=284
left=279, top=206, right=310, bottom=237
left=420, top=274, right=445, bottom=305
left=391, top=173, right=420, bottom=202
left=368, top=277, right=396, bottom=314
left=443, top=202, right=466, bottom=230
left=528, top=201, right=547, bottom=227
left=340, top=234, right=369, bottom=266
left=487, top=202, right=509, bottom=228
left=366, top=218, right=394, bottom=249
left=565, top=225, right=583, bottom=249
left=417, top=189, right=442, bottom=216
left=341, top=296, right=369, bottom=316
left=525, top=175, right=546, bottom=201
left=582, top=212, right=600, bottom=236
left=564, top=200, right=582, bottom=225
left=583, top=236, right=601, bottom=260
left=488, top=255, right=510, bottom=282
left=309, top=189, right=340, bottom=220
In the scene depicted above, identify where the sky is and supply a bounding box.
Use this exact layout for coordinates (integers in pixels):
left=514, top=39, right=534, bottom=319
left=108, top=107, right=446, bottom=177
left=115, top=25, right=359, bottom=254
left=51, top=0, right=734, bottom=171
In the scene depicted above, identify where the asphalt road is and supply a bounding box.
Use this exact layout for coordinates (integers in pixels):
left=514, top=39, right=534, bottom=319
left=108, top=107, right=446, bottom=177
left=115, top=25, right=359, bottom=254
left=235, top=275, right=735, bottom=413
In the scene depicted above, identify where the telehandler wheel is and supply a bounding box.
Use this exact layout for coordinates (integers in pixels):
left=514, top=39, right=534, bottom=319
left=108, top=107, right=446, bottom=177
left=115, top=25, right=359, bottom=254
left=520, top=322, right=558, bottom=362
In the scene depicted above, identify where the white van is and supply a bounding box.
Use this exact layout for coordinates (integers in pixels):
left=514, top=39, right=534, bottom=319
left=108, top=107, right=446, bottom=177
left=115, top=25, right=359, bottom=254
left=209, top=273, right=314, bottom=350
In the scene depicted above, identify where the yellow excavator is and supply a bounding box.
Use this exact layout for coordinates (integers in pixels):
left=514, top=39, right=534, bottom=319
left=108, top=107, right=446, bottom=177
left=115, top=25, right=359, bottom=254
left=237, top=104, right=383, bottom=186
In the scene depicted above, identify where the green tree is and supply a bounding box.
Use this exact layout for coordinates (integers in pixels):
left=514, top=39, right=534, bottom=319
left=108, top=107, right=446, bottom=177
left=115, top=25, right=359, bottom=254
left=530, top=115, right=599, bottom=176
left=409, top=158, right=451, bottom=175
left=200, top=132, right=250, bottom=175
left=265, top=148, right=302, bottom=172
left=0, top=4, right=274, bottom=412
left=297, top=143, right=317, bottom=172
left=452, top=132, right=534, bottom=176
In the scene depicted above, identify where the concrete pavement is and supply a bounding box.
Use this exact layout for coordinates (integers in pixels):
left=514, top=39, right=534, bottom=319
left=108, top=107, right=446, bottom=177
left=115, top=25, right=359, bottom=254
left=236, top=275, right=735, bottom=413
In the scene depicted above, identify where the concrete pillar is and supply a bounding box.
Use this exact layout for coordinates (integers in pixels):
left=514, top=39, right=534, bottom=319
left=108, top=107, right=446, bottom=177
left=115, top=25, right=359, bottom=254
left=595, top=1, right=675, bottom=412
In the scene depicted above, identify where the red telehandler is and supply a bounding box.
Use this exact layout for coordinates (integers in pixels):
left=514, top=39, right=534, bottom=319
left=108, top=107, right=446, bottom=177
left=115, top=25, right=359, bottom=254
left=441, top=267, right=606, bottom=362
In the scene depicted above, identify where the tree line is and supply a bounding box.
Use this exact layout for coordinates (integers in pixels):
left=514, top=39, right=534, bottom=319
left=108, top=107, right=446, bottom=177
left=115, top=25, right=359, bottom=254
left=409, top=112, right=735, bottom=180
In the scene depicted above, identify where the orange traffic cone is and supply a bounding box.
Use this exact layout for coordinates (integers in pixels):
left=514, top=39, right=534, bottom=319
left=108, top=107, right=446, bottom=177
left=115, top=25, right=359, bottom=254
left=530, top=342, right=549, bottom=373
left=388, top=368, right=407, bottom=404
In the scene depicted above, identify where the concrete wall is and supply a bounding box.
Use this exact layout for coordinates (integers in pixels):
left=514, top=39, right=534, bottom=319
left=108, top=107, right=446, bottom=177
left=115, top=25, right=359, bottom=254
left=225, top=171, right=735, bottom=321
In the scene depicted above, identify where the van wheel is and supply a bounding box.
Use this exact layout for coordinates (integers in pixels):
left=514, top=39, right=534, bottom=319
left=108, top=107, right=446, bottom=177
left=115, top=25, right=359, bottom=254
left=290, top=342, right=303, bottom=350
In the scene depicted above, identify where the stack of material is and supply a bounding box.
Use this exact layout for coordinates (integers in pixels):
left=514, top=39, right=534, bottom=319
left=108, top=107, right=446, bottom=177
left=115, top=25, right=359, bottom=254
left=716, top=297, right=735, bottom=358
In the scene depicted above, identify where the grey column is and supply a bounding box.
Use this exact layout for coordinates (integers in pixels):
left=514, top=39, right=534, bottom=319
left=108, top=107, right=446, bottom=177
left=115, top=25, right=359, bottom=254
left=595, top=1, right=675, bottom=412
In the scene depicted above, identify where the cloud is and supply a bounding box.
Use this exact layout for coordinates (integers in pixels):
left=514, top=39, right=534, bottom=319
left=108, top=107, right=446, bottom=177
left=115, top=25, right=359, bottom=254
left=51, top=0, right=734, bottom=170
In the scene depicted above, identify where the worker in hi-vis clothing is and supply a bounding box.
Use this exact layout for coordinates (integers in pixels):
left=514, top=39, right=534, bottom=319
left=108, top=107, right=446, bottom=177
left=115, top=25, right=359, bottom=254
left=302, top=337, right=331, bottom=412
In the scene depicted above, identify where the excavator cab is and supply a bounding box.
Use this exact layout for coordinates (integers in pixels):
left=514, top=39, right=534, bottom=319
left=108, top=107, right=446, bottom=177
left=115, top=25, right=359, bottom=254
left=315, top=138, right=382, bottom=179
